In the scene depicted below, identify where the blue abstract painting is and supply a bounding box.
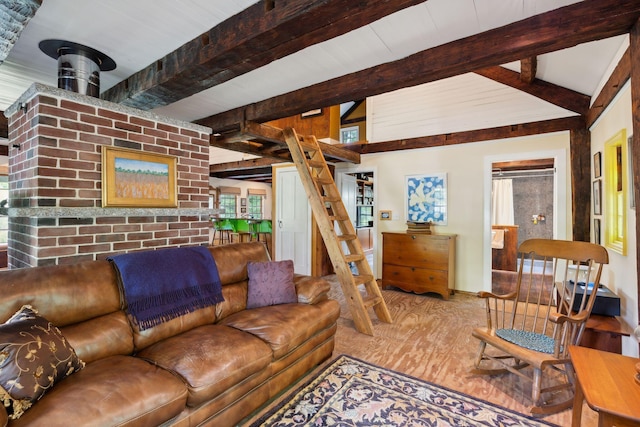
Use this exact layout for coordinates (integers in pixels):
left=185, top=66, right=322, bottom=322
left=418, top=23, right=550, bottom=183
left=406, top=173, right=447, bottom=224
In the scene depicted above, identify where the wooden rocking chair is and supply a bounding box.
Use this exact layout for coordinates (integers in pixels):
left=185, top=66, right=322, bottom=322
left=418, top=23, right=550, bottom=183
left=472, top=238, right=609, bottom=415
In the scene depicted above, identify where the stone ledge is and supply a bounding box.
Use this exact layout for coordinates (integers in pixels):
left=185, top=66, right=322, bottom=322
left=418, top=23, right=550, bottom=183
left=7, top=207, right=222, bottom=218
left=4, top=82, right=212, bottom=136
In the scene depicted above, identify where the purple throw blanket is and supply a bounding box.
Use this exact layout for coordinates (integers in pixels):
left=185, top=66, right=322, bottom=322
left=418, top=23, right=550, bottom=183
left=108, top=246, right=224, bottom=331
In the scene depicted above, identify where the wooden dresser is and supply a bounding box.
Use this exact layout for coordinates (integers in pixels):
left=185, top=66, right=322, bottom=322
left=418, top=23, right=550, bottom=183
left=382, top=232, right=456, bottom=300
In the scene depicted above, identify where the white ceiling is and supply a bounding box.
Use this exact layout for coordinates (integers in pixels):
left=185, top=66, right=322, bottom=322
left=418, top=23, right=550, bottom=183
left=0, top=0, right=630, bottom=142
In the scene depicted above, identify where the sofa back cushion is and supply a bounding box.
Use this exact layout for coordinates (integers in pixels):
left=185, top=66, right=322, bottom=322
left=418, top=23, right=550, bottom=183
left=208, top=242, right=271, bottom=285
left=0, top=260, right=133, bottom=361
left=129, top=242, right=270, bottom=351
left=209, top=242, right=270, bottom=320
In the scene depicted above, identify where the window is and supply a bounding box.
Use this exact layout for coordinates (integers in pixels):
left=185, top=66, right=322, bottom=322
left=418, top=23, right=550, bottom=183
left=218, top=194, right=236, bottom=218
left=247, top=188, right=266, bottom=219
left=340, top=126, right=359, bottom=143
left=218, top=186, right=240, bottom=218
left=247, top=195, right=263, bottom=218
left=604, top=129, right=627, bottom=255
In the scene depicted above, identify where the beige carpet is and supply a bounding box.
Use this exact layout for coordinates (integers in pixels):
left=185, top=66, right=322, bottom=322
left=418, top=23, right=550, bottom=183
left=241, top=275, right=598, bottom=426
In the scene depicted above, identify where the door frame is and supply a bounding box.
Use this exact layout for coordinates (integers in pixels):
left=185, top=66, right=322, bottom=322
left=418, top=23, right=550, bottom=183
left=336, top=165, right=378, bottom=275
left=483, top=149, right=567, bottom=292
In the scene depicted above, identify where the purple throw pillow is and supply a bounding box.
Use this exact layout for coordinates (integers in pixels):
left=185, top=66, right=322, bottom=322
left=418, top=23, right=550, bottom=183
left=246, top=260, right=297, bottom=309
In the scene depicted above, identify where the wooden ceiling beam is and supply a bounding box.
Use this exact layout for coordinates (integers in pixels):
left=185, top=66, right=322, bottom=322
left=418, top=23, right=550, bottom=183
left=211, top=136, right=292, bottom=162
left=587, top=47, right=631, bottom=128
left=199, top=0, right=640, bottom=132
left=339, top=116, right=585, bottom=154
left=211, top=166, right=275, bottom=181
left=520, top=57, right=537, bottom=84
left=212, top=121, right=360, bottom=164
left=629, top=17, right=640, bottom=329
left=474, top=66, right=590, bottom=115
left=209, top=157, right=285, bottom=175
left=101, top=0, right=425, bottom=109
left=0, top=111, right=7, bottom=139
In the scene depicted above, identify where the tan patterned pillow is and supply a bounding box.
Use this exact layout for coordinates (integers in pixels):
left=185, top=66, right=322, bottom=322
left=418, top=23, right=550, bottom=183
left=0, top=305, right=85, bottom=419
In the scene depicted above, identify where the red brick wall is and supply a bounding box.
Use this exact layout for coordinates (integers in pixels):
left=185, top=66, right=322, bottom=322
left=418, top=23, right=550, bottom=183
left=5, top=84, right=212, bottom=268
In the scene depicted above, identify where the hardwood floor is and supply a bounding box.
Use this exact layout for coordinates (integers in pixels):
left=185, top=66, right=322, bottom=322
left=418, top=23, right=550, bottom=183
left=241, top=275, right=598, bottom=426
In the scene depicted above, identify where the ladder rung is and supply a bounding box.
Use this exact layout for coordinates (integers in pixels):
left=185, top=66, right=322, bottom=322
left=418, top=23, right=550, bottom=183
left=298, top=140, right=318, bottom=152
left=314, top=176, right=333, bottom=185
left=353, top=274, right=375, bottom=286
left=337, top=234, right=357, bottom=242
left=362, top=295, right=383, bottom=309
left=344, top=254, right=365, bottom=263
left=323, top=195, right=341, bottom=203
left=308, top=159, right=324, bottom=168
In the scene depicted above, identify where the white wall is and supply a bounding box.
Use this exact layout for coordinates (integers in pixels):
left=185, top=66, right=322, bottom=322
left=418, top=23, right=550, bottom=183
left=338, top=132, right=572, bottom=296
left=590, top=82, right=638, bottom=356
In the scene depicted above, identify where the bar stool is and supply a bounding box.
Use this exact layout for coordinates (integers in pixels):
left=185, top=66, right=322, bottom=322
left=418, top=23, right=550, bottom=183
left=211, top=218, right=233, bottom=245
left=246, top=219, right=259, bottom=241
left=254, top=220, right=271, bottom=243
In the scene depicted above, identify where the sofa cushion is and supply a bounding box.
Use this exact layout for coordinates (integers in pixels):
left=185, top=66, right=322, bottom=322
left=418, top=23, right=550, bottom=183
left=60, top=311, right=134, bottom=363
left=208, top=242, right=270, bottom=285
left=0, top=260, right=120, bottom=328
left=136, top=324, right=273, bottom=407
left=7, top=355, right=187, bottom=427
left=0, top=305, right=85, bottom=420
left=294, top=274, right=332, bottom=304
left=247, top=260, right=297, bottom=309
left=130, top=305, right=217, bottom=352
left=220, top=300, right=341, bottom=359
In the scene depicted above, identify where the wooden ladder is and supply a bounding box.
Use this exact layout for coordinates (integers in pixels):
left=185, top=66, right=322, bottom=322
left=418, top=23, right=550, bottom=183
left=283, top=127, right=392, bottom=335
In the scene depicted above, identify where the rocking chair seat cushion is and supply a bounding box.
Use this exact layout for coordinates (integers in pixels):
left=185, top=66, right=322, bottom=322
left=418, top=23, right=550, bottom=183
left=496, top=329, right=555, bottom=354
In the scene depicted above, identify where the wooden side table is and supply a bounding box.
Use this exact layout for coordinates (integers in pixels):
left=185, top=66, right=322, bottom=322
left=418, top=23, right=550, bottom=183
left=582, top=314, right=632, bottom=353
left=569, top=345, right=640, bottom=427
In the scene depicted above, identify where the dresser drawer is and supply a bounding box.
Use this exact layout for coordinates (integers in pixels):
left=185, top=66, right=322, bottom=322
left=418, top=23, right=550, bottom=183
left=382, top=264, right=449, bottom=297
left=382, top=233, right=450, bottom=270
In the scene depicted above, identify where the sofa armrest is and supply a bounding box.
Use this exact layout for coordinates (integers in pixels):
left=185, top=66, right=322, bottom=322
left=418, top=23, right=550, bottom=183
left=1, top=406, right=7, bottom=427
left=294, top=275, right=331, bottom=304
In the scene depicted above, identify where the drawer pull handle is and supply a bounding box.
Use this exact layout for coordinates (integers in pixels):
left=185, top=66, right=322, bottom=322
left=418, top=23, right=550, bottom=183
left=411, top=235, right=416, bottom=239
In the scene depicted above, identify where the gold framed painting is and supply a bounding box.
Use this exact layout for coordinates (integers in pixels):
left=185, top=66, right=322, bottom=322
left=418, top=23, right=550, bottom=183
left=102, top=146, right=177, bottom=207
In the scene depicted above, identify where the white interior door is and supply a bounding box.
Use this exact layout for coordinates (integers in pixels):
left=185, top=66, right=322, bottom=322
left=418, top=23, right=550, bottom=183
left=274, top=166, right=311, bottom=275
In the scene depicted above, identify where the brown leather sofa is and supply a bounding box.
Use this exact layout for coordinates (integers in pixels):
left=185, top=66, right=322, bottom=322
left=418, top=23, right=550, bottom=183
left=0, top=242, right=340, bottom=426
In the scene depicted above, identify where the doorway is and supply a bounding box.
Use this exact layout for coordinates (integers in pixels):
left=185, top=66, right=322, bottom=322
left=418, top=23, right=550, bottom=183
left=338, top=170, right=376, bottom=273
left=483, top=149, right=568, bottom=292
left=491, top=159, right=555, bottom=293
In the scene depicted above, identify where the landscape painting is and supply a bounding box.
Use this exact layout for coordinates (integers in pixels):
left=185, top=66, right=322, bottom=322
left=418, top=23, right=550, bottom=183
left=102, top=146, right=177, bottom=207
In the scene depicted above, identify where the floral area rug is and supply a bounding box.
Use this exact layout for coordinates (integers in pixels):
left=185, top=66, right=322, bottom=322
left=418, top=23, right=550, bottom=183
left=250, top=354, right=559, bottom=426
